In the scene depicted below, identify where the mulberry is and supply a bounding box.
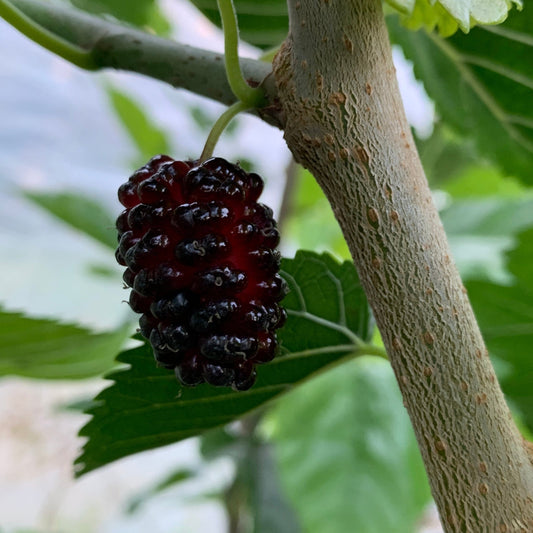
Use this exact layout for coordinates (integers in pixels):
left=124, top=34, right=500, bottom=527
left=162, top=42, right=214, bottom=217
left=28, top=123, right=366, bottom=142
left=116, top=155, right=286, bottom=391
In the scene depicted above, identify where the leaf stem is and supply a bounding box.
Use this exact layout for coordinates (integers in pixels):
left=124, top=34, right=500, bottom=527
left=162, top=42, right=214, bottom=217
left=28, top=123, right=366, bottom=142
left=357, top=343, right=388, bottom=360
left=216, top=0, right=266, bottom=107
left=199, top=100, right=250, bottom=162
left=0, top=0, right=97, bottom=69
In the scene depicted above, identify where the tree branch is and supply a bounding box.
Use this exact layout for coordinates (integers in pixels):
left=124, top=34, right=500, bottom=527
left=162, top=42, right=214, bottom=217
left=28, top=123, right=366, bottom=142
left=7, top=0, right=282, bottom=127
left=273, top=0, right=533, bottom=531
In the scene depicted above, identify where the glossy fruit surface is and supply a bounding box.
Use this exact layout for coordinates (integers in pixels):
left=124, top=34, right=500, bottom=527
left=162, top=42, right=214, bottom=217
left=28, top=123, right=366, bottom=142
left=117, top=155, right=286, bottom=391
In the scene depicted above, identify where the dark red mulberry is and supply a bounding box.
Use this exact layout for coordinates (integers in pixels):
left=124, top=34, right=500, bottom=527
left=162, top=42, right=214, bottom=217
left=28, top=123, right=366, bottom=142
left=117, top=155, right=286, bottom=391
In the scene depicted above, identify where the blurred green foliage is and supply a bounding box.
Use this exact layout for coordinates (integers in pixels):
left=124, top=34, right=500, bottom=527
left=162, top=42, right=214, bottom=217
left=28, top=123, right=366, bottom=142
left=269, top=359, right=431, bottom=533
left=68, top=0, right=171, bottom=35
left=388, top=3, right=533, bottom=185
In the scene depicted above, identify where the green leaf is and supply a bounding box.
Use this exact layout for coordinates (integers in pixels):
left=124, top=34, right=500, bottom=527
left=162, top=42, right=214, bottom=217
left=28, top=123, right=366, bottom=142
left=388, top=4, right=533, bottom=184
left=507, top=227, right=533, bottom=293
left=442, top=197, right=533, bottom=237
left=61, top=397, right=102, bottom=412
left=442, top=165, right=525, bottom=198
left=24, top=191, right=117, bottom=250
left=440, top=203, right=533, bottom=434
left=189, top=0, right=288, bottom=50
left=269, top=359, right=431, bottom=533
left=441, top=196, right=533, bottom=282
left=467, top=285, right=533, bottom=431
left=107, top=86, right=171, bottom=166
left=416, top=122, right=523, bottom=196
left=0, top=309, right=129, bottom=379
left=467, top=227, right=533, bottom=433
left=75, top=251, right=374, bottom=475
left=191, top=0, right=519, bottom=46
left=390, top=0, right=460, bottom=36
left=416, top=123, right=479, bottom=187
left=286, top=168, right=350, bottom=259
left=393, top=0, right=521, bottom=36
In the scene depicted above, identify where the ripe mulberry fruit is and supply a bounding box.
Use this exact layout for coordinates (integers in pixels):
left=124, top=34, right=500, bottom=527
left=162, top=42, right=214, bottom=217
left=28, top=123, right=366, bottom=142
left=116, top=155, right=287, bottom=391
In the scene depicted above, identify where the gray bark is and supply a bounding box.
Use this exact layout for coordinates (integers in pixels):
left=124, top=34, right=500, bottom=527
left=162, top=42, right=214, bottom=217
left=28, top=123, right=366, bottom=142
left=272, top=0, right=533, bottom=531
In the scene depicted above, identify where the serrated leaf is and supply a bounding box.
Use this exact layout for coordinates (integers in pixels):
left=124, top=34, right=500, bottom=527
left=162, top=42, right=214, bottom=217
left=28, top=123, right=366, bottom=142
left=75, top=251, right=374, bottom=475
left=388, top=4, right=533, bottom=184
left=269, top=359, right=431, bottom=533
left=189, top=0, right=288, bottom=50
left=107, top=86, right=171, bottom=166
left=392, top=0, right=460, bottom=36
left=24, top=191, right=117, bottom=250
left=467, top=227, right=533, bottom=433
left=393, top=0, right=521, bottom=36
left=441, top=0, right=520, bottom=30
left=0, top=309, right=129, bottom=379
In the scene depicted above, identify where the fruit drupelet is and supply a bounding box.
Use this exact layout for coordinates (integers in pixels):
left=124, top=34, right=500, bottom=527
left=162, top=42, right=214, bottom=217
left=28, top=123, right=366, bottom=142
left=115, top=155, right=287, bottom=391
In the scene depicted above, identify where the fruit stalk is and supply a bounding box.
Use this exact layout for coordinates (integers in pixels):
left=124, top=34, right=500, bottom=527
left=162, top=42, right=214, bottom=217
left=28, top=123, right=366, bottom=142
left=199, top=101, right=251, bottom=162
left=273, top=0, right=533, bottom=530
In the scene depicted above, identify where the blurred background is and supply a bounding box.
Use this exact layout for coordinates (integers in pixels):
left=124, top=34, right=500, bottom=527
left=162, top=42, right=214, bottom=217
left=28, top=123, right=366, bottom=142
left=3, top=0, right=531, bottom=531
left=1, top=2, right=291, bottom=531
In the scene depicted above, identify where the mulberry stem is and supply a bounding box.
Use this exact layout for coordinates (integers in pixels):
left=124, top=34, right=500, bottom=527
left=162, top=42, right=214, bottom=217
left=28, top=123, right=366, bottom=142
left=216, top=0, right=266, bottom=108
left=199, top=101, right=250, bottom=162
